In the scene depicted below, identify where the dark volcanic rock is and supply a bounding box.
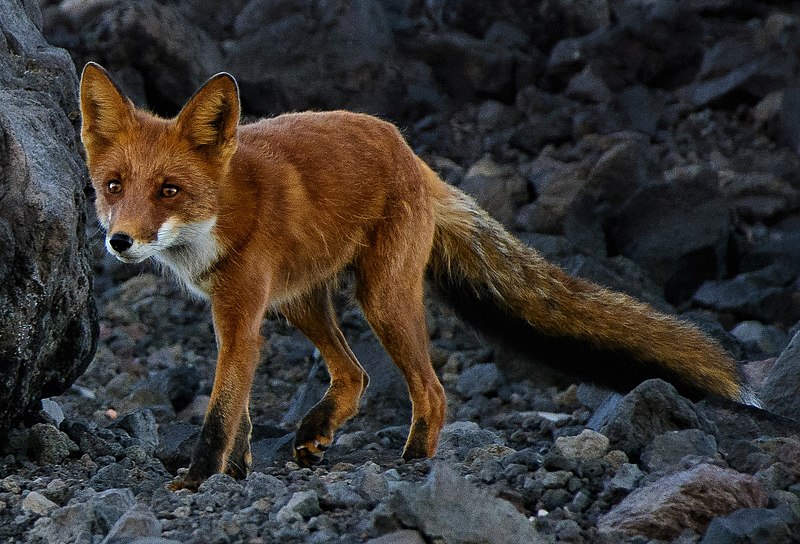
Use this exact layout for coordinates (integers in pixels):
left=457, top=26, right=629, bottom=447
left=692, top=264, right=799, bottom=324
left=459, top=157, right=528, bottom=229
left=640, top=429, right=717, bottom=473
left=0, top=0, right=97, bottom=434
left=762, top=331, right=800, bottom=421
left=226, top=0, right=400, bottom=116
left=388, top=464, right=540, bottom=544
left=601, top=379, right=717, bottom=460
left=610, top=169, right=734, bottom=303
left=700, top=506, right=794, bottom=544
left=43, top=0, right=225, bottom=113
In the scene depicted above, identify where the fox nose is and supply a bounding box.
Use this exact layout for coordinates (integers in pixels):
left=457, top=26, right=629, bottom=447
left=109, top=232, right=134, bottom=253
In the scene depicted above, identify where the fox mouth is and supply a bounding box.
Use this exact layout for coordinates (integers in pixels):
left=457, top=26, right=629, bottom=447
left=110, top=252, right=149, bottom=264
left=105, top=238, right=157, bottom=264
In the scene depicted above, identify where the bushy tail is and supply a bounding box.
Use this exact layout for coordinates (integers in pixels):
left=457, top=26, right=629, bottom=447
left=424, top=167, right=758, bottom=406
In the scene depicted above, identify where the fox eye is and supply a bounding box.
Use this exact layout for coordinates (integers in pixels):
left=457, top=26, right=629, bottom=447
left=161, top=184, right=180, bottom=198
left=108, top=180, right=122, bottom=194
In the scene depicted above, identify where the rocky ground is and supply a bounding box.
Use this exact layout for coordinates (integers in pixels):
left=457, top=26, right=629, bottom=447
left=3, top=0, right=800, bottom=543
left=3, top=243, right=798, bottom=544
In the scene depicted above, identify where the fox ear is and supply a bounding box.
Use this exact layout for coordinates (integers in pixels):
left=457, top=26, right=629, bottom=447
left=79, top=62, right=134, bottom=149
left=176, top=73, right=240, bottom=159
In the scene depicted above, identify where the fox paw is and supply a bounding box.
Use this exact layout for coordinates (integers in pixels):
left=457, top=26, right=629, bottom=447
left=401, top=418, right=432, bottom=462
left=293, top=433, right=333, bottom=467
left=293, top=399, right=338, bottom=466
left=225, top=453, right=252, bottom=480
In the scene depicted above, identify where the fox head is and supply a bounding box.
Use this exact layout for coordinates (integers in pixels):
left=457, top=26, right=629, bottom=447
left=79, top=62, right=240, bottom=266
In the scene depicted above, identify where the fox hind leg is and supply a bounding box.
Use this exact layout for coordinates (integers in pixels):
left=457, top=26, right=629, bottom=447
left=355, top=227, right=446, bottom=460
left=282, top=284, right=369, bottom=466
left=357, top=278, right=446, bottom=460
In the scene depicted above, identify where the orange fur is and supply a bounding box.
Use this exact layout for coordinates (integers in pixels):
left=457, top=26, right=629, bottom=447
left=79, top=63, right=752, bottom=489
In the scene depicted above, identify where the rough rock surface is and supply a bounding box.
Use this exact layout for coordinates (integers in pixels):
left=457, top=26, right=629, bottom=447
left=601, top=379, right=718, bottom=460
left=0, top=0, right=97, bottom=433
left=388, top=464, right=540, bottom=543
left=598, top=464, right=769, bottom=540
left=762, top=330, right=800, bottom=420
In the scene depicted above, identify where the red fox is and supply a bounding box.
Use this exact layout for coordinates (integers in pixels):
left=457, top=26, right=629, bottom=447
left=79, top=62, right=758, bottom=490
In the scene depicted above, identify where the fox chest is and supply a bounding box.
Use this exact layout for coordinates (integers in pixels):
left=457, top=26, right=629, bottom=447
left=155, top=236, right=219, bottom=299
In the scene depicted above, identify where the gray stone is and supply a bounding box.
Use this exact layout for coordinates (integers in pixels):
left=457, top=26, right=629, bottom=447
left=606, top=463, right=643, bottom=494
left=226, top=0, right=399, bottom=115
left=541, top=470, right=572, bottom=489
left=277, top=490, right=321, bottom=522
left=153, top=365, right=201, bottom=412
left=731, top=321, right=790, bottom=358
left=565, top=66, right=611, bottom=103
left=101, top=505, right=162, bottom=544
left=40, top=399, right=65, bottom=429
left=29, top=502, right=94, bottom=544
left=587, top=392, right=625, bottom=431
left=459, top=157, right=528, bottom=229
left=197, top=473, right=241, bottom=495
left=403, top=31, right=516, bottom=101
left=322, top=481, right=367, bottom=509
left=599, top=464, right=768, bottom=540
left=762, top=331, right=800, bottom=421
left=437, top=421, right=504, bottom=454
left=389, top=464, right=540, bottom=544
left=455, top=363, right=504, bottom=398
left=249, top=432, right=294, bottom=472
left=721, top=171, right=799, bottom=224
left=516, top=160, right=587, bottom=233
left=67, top=419, right=125, bottom=459
left=89, top=463, right=130, bottom=491
left=366, top=530, right=426, bottom=544
left=617, top=85, right=662, bottom=135
left=28, top=423, right=79, bottom=465
left=555, top=519, right=583, bottom=542
left=244, top=472, right=288, bottom=503
left=641, top=429, right=718, bottom=473
left=692, top=265, right=797, bottom=324
left=90, top=488, right=136, bottom=534
left=113, top=410, right=159, bottom=454
left=601, top=379, right=717, bottom=460
left=126, top=540, right=181, bottom=544
left=0, top=0, right=97, bottom=435
left=700, top=507, right=792, bottom=544
left=118, top=388, right=175, bottom=421
left=45, top=0, right=224, bottom=111
left=756, top=462, right=796, bottom=493
left=155, top=422, right=199, bottom=474
left=22, top=491, right=58, bottom=516
left=353, top=464, right=389, bottom=502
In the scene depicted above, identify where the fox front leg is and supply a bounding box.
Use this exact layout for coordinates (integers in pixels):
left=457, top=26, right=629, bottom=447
left=168, top=285, right=268, bottom=491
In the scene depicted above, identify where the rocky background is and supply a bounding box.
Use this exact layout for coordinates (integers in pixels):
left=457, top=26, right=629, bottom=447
left=3, top=0, right=800, bottom=542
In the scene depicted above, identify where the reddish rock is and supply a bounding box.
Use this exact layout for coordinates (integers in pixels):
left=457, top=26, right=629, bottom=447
left=598, top=464, right=768, bottom=540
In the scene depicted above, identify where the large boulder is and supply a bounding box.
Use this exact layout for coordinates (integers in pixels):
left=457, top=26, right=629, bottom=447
left=43, top=0, right=409, bottom=118
left=599, top=464, right=768, bottom=540
left=609, top=167, right=735, bottom=303
left=225, top=0, right=401, bottom=116
left=41, top=0, right=226, bottom=113
left=0, top=0, right=97, bottom=432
